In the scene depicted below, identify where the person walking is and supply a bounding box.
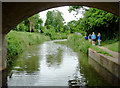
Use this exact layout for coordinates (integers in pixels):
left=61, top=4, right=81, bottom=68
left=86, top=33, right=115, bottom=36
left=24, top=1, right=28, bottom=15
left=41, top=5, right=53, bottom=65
left=91, top=32, right=96, bottom=46
left=97, top=33, right=101, bottom=46
left=88, top=34, right=91, bottom=42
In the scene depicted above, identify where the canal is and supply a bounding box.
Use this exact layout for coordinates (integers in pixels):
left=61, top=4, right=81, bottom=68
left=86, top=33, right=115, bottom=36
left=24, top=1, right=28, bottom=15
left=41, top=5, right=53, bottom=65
left=6, top=40, right=111, bottom=87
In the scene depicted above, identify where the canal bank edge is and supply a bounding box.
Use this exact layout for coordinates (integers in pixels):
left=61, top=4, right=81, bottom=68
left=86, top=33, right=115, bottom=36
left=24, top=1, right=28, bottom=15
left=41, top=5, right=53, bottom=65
left=88, top=48, right=120, bottom=80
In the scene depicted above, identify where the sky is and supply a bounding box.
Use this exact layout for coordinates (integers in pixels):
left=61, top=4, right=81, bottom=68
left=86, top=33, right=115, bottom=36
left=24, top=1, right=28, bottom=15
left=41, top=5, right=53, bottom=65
left=39, top=6, right=84, bottom=26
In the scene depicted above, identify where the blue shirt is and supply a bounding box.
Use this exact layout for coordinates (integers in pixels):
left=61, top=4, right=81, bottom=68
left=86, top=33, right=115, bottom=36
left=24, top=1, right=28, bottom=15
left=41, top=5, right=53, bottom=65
left=98, top=35, right=101, bottom=40
left=91, top=34, right=96, bottom=39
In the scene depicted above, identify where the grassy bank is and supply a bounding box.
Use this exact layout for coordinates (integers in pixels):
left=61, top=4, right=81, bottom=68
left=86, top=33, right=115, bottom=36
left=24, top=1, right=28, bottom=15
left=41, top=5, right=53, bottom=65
left=90, top=46, right=113, bottom=57
left=102, top=41, right=119, bottom=53
left=7, top=30, right=50, bottom=65
left=55, top=34, right=91, bottom=53
left=67, top=34, right=91, bottom=53
left=55, top=34, right=116, bottom=57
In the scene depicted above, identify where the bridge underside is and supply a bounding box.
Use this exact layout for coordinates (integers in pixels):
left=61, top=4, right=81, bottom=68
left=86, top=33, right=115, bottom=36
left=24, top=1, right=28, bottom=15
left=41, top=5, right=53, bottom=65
left=1, top=2, right=119, bottom=71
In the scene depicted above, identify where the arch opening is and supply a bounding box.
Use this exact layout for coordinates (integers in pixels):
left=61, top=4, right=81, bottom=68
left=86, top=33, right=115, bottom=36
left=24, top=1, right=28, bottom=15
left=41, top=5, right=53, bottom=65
left=1, top=2, right=120, bottom=87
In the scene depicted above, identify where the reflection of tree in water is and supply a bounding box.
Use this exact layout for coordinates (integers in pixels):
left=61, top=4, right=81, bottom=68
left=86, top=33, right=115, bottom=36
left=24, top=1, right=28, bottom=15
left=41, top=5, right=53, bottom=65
left=12, top=52, right=40, bottom=74
left=46, top=48, right=63, bottom=67
left=12, top=45, right=41, bottom=74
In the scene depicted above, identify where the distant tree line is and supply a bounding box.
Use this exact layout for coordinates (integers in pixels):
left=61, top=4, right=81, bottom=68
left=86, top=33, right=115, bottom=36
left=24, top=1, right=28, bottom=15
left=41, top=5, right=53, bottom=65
left=13, top=6, right=119, bottom=41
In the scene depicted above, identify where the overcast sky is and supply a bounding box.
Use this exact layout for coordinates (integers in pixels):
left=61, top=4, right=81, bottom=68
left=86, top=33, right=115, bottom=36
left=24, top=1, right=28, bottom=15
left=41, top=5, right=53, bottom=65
left=39, top=6, right=84, bottom=26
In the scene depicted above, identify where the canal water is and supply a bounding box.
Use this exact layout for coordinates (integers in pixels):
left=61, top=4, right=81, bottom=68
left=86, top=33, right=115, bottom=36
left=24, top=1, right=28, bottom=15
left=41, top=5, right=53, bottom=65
left=6, top=40, right=111, bottom=87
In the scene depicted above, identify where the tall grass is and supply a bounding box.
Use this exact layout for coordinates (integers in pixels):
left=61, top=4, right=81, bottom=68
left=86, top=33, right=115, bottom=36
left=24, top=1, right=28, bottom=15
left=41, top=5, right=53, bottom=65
left=67, top=34, right=91, bottom=53
left=7, top=30, right=50, bottom=65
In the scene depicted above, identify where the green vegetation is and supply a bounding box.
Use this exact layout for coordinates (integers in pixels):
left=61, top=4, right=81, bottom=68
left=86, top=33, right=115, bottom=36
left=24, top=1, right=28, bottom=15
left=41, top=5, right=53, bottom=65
left=68, top=7, right=119, bottom=41
left=103, top=41, right=119, bottom=53
left=55, top=34, right=113, bottom=57
left=12, top=7, right=119, bottom=41
left=8, top=6, right=119, bottom=64
left=13, top=14, right=43, bottom=32
left=57, top=6, right=119, bottom=56
left=41, top=25, right=69, bottom=40
left=45, top=10, right=64, bottom=32
left=13, top=10, right=70, bottom=40
left=43, top=10, right=70, bottom=39
left=90, top=46, right=113, bottom=57
left=7, top=30, right=50, bottom=65
left=56, top=34, right=91, bottom=53
left=67, top=34, right=91, bottom=53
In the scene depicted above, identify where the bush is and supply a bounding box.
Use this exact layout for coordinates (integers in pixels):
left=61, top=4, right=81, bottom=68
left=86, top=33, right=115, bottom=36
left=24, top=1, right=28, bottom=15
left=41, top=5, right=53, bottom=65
left=42, top=25, right=68, bottom=40
left=50, top=33, right=68, bottom=40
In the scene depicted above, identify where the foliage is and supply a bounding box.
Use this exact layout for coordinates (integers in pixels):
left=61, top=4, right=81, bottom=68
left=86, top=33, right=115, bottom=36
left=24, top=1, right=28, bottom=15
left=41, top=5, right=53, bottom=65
left=67, top=20, right=77, bottom=33
left=49, top=33, right=68, bottom=40
left=7, top=30, right=50, bottom=65
left=67, top=34, right=91, bottom=53
left=13, top=7, right=119, bottom=42
left=68, top=7, right=119, bottom=41
left=102, top=41, right=119, bottom=53
left=41, top=25, right=69, bottom=40
left=57, top=34, right=114, bottom=57
left=45, top=10, right=64, bottom=32
left=13, top=14, right=43, bottom=32
left=44, top=28, right=68, bottom=40
left=90, top=46, right=113, bottom=57
left=68, top=6, right=89, bottom=15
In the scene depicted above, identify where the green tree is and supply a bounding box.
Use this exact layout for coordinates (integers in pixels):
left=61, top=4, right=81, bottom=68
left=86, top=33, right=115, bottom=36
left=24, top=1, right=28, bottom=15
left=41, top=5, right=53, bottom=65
left=67, top=20, right=77, bottom=33
left=68, top=7, right=119, bottom=40
left=28, top=14, right=43, bottom=32
left=45, top=10, right=64, bottom=32
left=68, top=6, right=89, bottom=15
left=13, top=14, right=43, bottom=33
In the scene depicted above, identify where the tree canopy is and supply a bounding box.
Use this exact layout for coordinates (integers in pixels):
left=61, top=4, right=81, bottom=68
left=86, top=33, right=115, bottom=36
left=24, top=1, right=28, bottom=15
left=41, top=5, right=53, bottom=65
left=13, top=14, right=43, bottom=32
left=45, top=10, right=64, bottom=32
left=68, top=6, right=119, bottom=40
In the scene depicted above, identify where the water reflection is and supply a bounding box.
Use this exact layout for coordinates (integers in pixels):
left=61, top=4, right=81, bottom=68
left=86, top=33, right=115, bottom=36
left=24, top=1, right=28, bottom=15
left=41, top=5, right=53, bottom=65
left=11, top=45, right=40, bottom=74
left=2, top=40, right=118, bottom=87
left=7, top=40, right=79, bottom=86
left=46, top=48, right=63, bottom=67
left=88, top=57, right=120, bottom=86
left=67, top=52, right=111, bottom=87
left=78, top=53, right=111, bottom=86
